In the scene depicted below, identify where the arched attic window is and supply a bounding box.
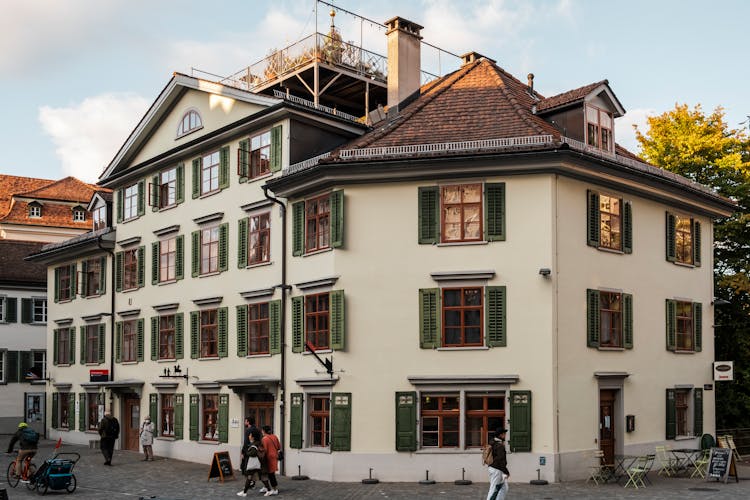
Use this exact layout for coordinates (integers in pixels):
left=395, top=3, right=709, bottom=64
left=176, top=109, right=203, bottom=138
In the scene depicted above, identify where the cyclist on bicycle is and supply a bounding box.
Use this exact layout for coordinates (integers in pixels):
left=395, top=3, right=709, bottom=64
left=6, top=422, right=38, bottom=480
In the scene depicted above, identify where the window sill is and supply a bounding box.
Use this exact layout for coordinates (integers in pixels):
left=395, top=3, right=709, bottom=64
left=176, top=126, right=203, bottom=140
left=198, top=271, right=222, bottom=278
left=436, top=346, right=489, bottom=351
left=303, top=248, right=333, bottom=258
left=122, top=287, right=141, bottom=293
left=302, top=349, right=332, bottom=355
left=302, top=447, right=331, bottom=454
left=198, top=440, right=220, bottom=445
left=242, top=172, right=273, bottom=184
left=673, top=261, right=697, bottom=268
left=85, top=430, right=99, bottom=435
left=246, top=353, right=272, bottom=359
left=120, top=361, right=140, bottom=365
left=121, top=216, right=142, bottom=224
left=156, top=203, right=178, bottom=212
left=199, top=356, right=221, bottom=361
left=436, top=241, right=488, bottom=247
left=245, top=260, right=273, bottom=270
left=673, top=350, right=696, bottom=355
left=158, top=280, right=178, bottom=286
left=597, top=247, right=624, bottom=255
left=84, top=293, right=105, bottom=299
left=157, top=436, right=176, bottom=442
left=598, top=347, right=625, bottom=352
left=57, top=299, right=74, bottom=304
left=415, top=448, right=468, bottom=454
left=85, top=362, right=103, bottom=366
left=675, top=435, right=697, bottom=441
left=56, top=364, right=71, bottom=368
left=199, top=190, right=221, bottom=199
left=158, top=358, right=177, bottom=363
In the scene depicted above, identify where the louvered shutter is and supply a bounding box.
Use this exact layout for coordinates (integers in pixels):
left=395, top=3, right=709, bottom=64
left=509, top=391, right=532, bottom=452
left=174, top=394, right=184, bottom=440
left=693, top=302, right=702, bottom=352
left=150, top=394, right=158, bottom=437
left=665, top=299, right=677, bottom=351
left=69, top=327, right=75, bottom=365
left=292, top=201, right=304, bottom=256
left=218, top=223, right=229, bottom=272
left=6, top=351, right=19, bottom=382
left=176, top=163, right=185, bottom=204
left=115, top=252, right=123, bottom=292
left=419, top=288, right=439, bottom=348
left=175, top=235, right=184, bottom=281
left=218, top=307, right=228, bottom=358
left=52, top=393, right=59, bottom=429
left=69, top=263, right=77, bottom=298
left=331, top=393, right=352, bottom=451
left=331, top=190, right=344, bottom=248
left=190, top=311, right=199, bottom=359
left=137, top=180, right=145, bottom=216
left=79, top=393, right=86, bottom=431
left=68, top=394, right=75, bottom=429
left=116, top=189, right=124, bottom=223
left=152, top=242, right=160, bottom=285
left=115, top=322, right=122, bottom=363
left=189, top=394, right=199, bottom=441
left=81, top=260, right=88, bottom=297
left=666, top=389, right=676, bottom=439
left=666, top=212, right=677, bottom=262
left=290, top=393, right=303, bottom=448
left=151, top=316, right=159, bottom=361
left=395, top=392, right=417, bottom=451
left=693, top=220, right=701, bottom=266
left=151, top=175, right=160, bottom=210
left=6, top=297, right=17, bottom=323
left=485, top=183, right=506, bottom=241
left=53, top=329, right=59, bottom=366
left=623, top=201, right=633, bottom=253
left=270, top=125, right=282, bottom=172
left=623, top=293, right=633, bottom=349
left=238, top=139, right=249, bottom=181
left=587, top=289, right=601, bottom=348
left=98, top=323, right=106, bottom=363
left=291, top=296, right=304, bottom=353
left=218, top=394, right=229, bottom=443
left=99, top=256, right=106, bottom=293
left=330, top=290, right=345, bottom=350
left=21, top=298, right=32, bottom=323
left=486, top=286, right=507, bottom=347
left=191, top=231, right=200, bottom=277
left=219, top=146, right=230, bottom=189
left=236, top=305, right=247, bottom=357
left=269, top=300, right=281, bottom=355
left=80, top=326, right=87, bottom=364
left=137, top=318, right=145, bottom=362
left=175, top=312, right=184, bottom=359
left=238, top=218, right=248, bottom=268
left=54, top=268, right=60, bottom=302
left=20, top=351, right=33, bottom=383
left=418, top=186, right=439, bottom=244
left=137, top=246, right=145, bottom=288
left=694, top=388, right=703, bottom=435
left=192, top=158, right=201, bottom=198
left=587, top=190, right=600, bottom=247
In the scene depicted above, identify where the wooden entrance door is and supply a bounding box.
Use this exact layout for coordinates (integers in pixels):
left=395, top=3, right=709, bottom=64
left=246, top=400, right=274, bottom=430
left=599, top=389, right=616, bottom=465
left=124, top=396, right=141, bottom=451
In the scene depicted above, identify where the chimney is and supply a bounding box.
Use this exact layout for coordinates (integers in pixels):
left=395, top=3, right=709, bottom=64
left=527, top=73, right=534, bottom=92
left=385, top=16, right=423, bottom=113
left=460, top=52, right=495, bottom=66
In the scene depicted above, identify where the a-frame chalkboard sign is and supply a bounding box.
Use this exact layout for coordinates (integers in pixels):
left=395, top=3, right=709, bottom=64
left=706, top=447, right=738, bottom=483
left=207, top=451, right=235, bottom=483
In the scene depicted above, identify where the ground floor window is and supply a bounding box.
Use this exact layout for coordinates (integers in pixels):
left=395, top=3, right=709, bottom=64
left=465, top=395, right=505, bottom=448
left=667, top=387, right=702, bottom=439
left=59, top=392, right=70, bottom=430
left=419, top=392, right=507, bottom=449
left=88, top=393, right=104, bottom=431
left=421, top=394, right=460, bottom=447
left=309, top=395, right=330, bottom=447
left=161, top=394, right=175, bottom=437
left=203, top=394, right=219, bottom=441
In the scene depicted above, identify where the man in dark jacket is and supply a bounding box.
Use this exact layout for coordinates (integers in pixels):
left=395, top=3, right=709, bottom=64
left=487, top=427, right=510, bottom=500
left=98, top=411, right=119, bottom=466
left=6, top=422, right=38, bottom=480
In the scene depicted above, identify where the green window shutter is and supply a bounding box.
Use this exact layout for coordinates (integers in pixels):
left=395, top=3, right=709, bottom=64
left=191, top=231, right=200, bottom=278
left=587, top=289, right=601, bottom=348
left=69, top=263, right=77, bottom=299
left=52, top=393, right=59, bottom=429
left=152, top=242, right=160, bottom=285
left=509, top=391, right=532, bottom=452
left=192, top=158, right=201, bottom=199
left=236, top=305, right=248, bottom=357
left=418, top=186, right=439, bottom=244
left=238, top=139, right=249, bottom=181
left=69, top=327, right=76, bottom=365
left=292, top=201, right=304, bottom=257
left=330, top=290, right=345, bottom=350
left=115, top=322, right=122, bottom=363
left=6, top=297, right=17, bottom=323
left=79, top=393, right=86, bottom=431
left=290, top=393, right=303, bottom=449
left=694, top=388, right=703, bottom=436
left=666, top=299, right=677, bottom=351
left=419, top=288, right=439, bottom=349
left=331, top=190, right=344, bottom=248
left=116, top=189, right=123, bottom=223
left=99, top=256, right=106, bottom=293
left=137, top=179, right=145, bottom=216
left=623, top=201, right=633, bottom=254
left=395, top=391, right=417, bottom=451
left=176, top=163, right=185, bottom=204
left=693, top=302, right=702, bottom=352
left=331, top=393, right=352, bottom=451
left=219, top=146, right=230, bottom=189
left=486, top=286, right=507, bottom=347
left=218, top=394, right=229, bottom=443
left=53, top=330, right=59, bottom=366
left=666, top=389, right=676, bottom=439
left=54, top=268, right=60, bottom=302
left=151, top=175, right=160, bottom=210
left=20, top=351, right=33, bottom=383
left=6, top=351, right=19, bottom=383
left=269, top=300, right=281, bottom=355
left=270, top=125, right=283, bottom=172
left=21, top=298, right=32, bottom=323
left=666, top=212, right=677, bottom=262
left=151, top=316, right=159, bottom=361
left=175, top=235, right=184, bottom=281
left=81, top=260, right=88, bottom=298
left=693, top=220, right=702, bottom=266
left=190, top=311, right=199, bottom=359
left=150, top=394, right=159, bottom=437
left=98, top=323, right=106, bottom=363
left=174, top=394, right=184, bottom=440
left=175, top=312, right=184, bottom=359
left=485, top=182, right=506, bottom=241
left=189, top=394, right=199, bottom=441
left=137, top=246, right=145, bottom=288
left=238, top=218, right=248, bottom=268
left=80, top=326, right=86, bottom=363
left=587, top=190, right=600, bottom=247
left=218, top=307, right=228, bottom=358
left=115, top=252, right=123, bottom=292
left=218, top=223, right=229, bottom=272
left=68, top=394, right=75, bottom=429
left=137, top=318, right=145, bottom=362
left=623, top=293, right=633, bottom=349
left=291, top=296, right=304, bottom=353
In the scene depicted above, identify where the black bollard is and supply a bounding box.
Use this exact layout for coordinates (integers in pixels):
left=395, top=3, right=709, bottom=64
left=529, top=467, right=548, bottom=485
left=454, top=467, right=472, bottom=485
left=362, top=467, right=380, bottom=484
left=291, top=464, right=309, bottom=481
left=419, top=469, right=436, bottom=485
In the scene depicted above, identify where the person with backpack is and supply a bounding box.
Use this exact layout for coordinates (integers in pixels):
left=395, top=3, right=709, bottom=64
left=98, top=411, right=120, bottom=466
left=486, top=427, right=510, bottom=500
left=6, top=422, right=39, bottom=480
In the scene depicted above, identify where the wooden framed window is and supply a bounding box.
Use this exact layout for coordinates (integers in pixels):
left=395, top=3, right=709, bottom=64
left=599, top=195, right=622, bottom=250
left=29, top=205, right=41, bottom=218
left=309, top=395, right=330, bottom=447
left=465, top=395, right=505, bottom=448
left=421, top=394, right=459, bottom=448
left=87, top=393, right=104, bottom=431
left=123, top=183, right=139, bottom=220
left=33, top=351, right=46, bottom=379
left=202, top=394, right=219, bottom=441
left=200, top=226, right=220, bottom=275
left=249, top=213, right=271, bottom=265
left=305, top=293, right=330, bottom=350
left=676, top=301, right=694, bottom=351
left=33, top=298, right=47, bottom=323
left=441, top=184, right=482, bottom=242
left=159, top=167, right=177, bottom=208
left=586, top=105, right=613, bottom=152
left=675, top=215, right=693, bottom=265
left=249, top=131, right=271, bottom=178
left=84, top=258, right=103, bottom=297
left=600, top=292, right=623, bottom=348
left=93, top=205, right=106, bottom=231
left=159, top=315, right=176, bottom=360
left=442, top=287, right=483, bottom=347
left=161, top=394, right=175, bottom=437
left=201, top=151, right=220, bottom=195
left=666, top=212, right=700, bottom=266
left=177, top=109, right=203, bottom=138
left=305, top=195, right=331, bottom=252
left=85, top=324, right=99, bottom=364
left=123, top=249, right=138, bottom=290
left=56, top=328, right=70, bottom=365
left=160, top=238, right=177, bottom=282
left=73, top=209, right=85, bottom=222
left=122, top=319, right=137, bottom=362
left=200, top=309, right=218, bottom=358
left=57, top=265, right=72, bottom=301
left=675, top=389, right=689, bottom=436
left=59, top=392, right=70, bottom=429
left=248, top=302, right=270, bottom=355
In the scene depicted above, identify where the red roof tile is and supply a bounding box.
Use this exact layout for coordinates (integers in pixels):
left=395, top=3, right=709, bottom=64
left=0, top=240, right=46, bottom=285
left=535, top=80, right=608, bottom=113
left=0, top=174, right=54, bottom=218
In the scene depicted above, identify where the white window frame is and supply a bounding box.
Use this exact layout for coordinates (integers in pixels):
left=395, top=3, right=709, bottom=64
left=32, top=298, right=47, bottom=324
left=176, top=109, right=203, bottom=138
left=32, top=351, right=46, bottom=380
left=29, top=205, right=41, bottom=218
left=201, top=150, right=220, bottom=195
left=0, top=296, right=5, bottom=322
left=0, top=350, right=6, bottom=383
left=123, top=183, right=139, bottom=220
left=73, top=209, right=86, bottom=222
left=159, top=167, right=178, bottom=208
left=93, top=205, right=106, bottom=231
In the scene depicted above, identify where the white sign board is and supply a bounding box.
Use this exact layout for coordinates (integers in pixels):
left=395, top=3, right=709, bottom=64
left=230, top=417, right=240, bottom=428
left=714, top=361, right=734, bottom=381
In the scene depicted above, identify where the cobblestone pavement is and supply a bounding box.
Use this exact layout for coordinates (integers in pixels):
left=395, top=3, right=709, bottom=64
left=1, top=441, right=749, bottom=499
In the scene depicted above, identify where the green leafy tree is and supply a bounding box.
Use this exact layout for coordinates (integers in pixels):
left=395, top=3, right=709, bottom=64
left=635, top=104, right=750, bottom=429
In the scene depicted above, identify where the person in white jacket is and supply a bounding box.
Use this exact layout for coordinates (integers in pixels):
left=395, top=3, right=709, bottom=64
left=140, top=415, right=155, bottom=461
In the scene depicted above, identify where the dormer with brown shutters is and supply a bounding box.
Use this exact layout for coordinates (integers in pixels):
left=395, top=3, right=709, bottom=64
left=535, top=80, right=625, bottom=154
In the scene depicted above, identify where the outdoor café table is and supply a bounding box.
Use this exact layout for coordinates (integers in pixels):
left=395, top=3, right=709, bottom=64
left=614, top=454, right=641, bottom=483
left=671, top=448, right=701, bottom=474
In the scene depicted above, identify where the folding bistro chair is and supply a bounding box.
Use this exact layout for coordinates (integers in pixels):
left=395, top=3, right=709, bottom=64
left=655, top=445, right=677, bottom=477
left=691, top=449, right=710, bottom=478
left=624, top=454, right=655, bottom=489
left=587, top=450, right=608, bottom=485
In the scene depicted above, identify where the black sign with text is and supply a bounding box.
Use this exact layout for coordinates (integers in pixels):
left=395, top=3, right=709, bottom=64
left=706, top=447, right=732, bottom=483
left=207, top=451, right=235, bottom=483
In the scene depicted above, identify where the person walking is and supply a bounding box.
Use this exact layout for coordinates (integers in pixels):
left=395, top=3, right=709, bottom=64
left=6, top=422, right=39, bottom=482
left=487, top=427, right=510, bottom=500
left=140, top=415, right=155, bottom=461
left=98, top=410, right=120, bottom=466
left=259, top=425, right=280, bottom=496
left=237, top=428, right=265, bottom=497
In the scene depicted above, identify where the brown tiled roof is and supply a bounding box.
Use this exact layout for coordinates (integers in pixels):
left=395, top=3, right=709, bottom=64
left=16, top=176, right=100, bottom=203
left=0, top=240, right=46, bottom=286
left=535, top=80, right=608, bottom=113
left=0, top=174, right=54, bottom=218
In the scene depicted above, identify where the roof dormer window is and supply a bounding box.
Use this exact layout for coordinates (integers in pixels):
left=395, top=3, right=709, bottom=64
left=29, top=204, right=41, bottom=218
left=586, top=104, right=613, bottom=153
left=73, top=208, right=86, bottom=222
left=176, top=109, right=203, bottom=138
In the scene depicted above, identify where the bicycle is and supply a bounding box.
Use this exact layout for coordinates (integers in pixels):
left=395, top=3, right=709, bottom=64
left=6, top=451, right=37, bottom=490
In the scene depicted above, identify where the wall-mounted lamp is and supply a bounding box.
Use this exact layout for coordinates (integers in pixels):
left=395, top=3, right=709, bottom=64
left=538, top=268, right=551, bottom=278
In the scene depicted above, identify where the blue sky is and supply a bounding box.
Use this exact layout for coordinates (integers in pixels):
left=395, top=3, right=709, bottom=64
left=2, top=0, right=749, bottom=183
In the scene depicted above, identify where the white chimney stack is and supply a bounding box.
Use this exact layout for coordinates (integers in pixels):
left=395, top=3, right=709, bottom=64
left=385, top=16, right=423, bottom=113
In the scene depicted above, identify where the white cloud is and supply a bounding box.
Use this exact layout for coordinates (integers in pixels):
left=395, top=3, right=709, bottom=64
left=615, top=107, right=655, bottom=155
left=39, top=93, right=149, bottom=182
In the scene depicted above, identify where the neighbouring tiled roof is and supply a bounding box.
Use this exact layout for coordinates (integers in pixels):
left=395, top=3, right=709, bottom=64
left=37, top=227, right=114, bottom=254
left=0, top=240, right=46, bottom=285
left=0, top=174, right=54, bottom=218
left=16, top=176, right=101, bottom=202
left=535, top=80, right=608, bottom=113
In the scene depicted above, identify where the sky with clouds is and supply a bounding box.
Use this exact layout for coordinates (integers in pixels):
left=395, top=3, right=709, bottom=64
left=1, top=0, right=749, bottom=183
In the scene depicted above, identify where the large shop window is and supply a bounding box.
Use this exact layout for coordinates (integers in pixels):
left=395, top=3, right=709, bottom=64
left=666, top=212, right=701, bottom=266
left=291, top=291, right=345, bottom=353
left=666, top=300, right=702, bottom=353
left=292, top=191, right=344, bottom=256
left=586, top=289, right=633, bottom=349
left=666, top=387, right=703, bottom=439
left=160, top=393, right=175, bottom=437
left=86, top=393, right=104, bottom=431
